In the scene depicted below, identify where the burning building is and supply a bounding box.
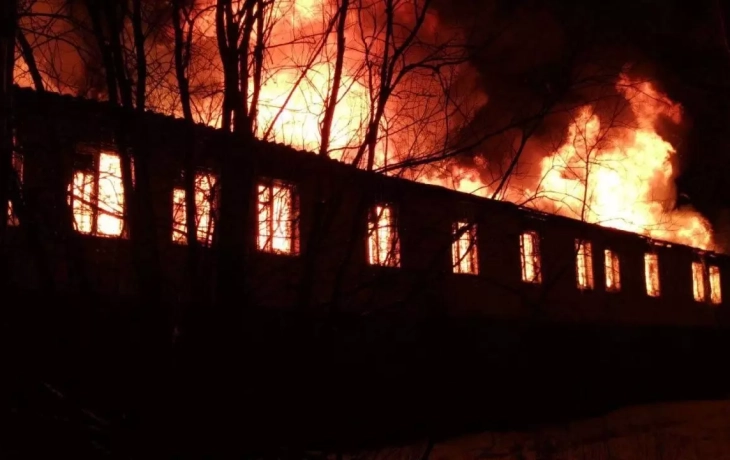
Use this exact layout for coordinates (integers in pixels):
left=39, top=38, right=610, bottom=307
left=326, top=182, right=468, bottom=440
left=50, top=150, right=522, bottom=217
left=8, top=0, right=730, bottom=455
left=5, top=86, right=730, bottom=454
left=8, top=86, right=726, bottom=326
left=6, top=86, right=729, bottom=324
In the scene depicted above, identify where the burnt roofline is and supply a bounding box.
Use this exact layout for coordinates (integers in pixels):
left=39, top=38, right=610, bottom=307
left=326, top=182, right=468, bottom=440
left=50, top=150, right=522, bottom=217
left=11, top=85, right=722, bottom=257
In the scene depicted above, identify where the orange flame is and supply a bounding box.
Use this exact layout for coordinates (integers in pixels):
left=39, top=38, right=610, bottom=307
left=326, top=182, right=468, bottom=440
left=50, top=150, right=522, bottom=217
left=189, top=0, right=474, bottom=167
left=426, top=76, right=713, bottom=251
left=13, top=1, right=714, bottom=251
left=527, top=76, right=712, bottom=250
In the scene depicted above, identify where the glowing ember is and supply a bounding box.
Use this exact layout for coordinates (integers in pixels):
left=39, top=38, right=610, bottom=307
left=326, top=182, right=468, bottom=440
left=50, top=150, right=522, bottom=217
left=452, top=221, right=478, bottom=274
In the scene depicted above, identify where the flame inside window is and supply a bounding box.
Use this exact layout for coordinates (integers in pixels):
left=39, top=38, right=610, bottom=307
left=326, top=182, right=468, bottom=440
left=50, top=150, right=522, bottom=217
left=368, top=204, right=400, bottom=267
left=257, top=179, right=298, bottom=254
left=7, top=201, right=18, bottom=226
left=7, top=151, right=23, bottom=226
left=692, top=261, right=707, bottom=302
left=71, top=170, right=94, bottom=233
left=520, top=231, right=541, bottom=283
left=644, top=253, right=661, bottom=297
left=709, top=265, right=722, bottom=305
left=575, top=240, right=594, bottom=290
left=68, top=152, right=124, bottom=237
left=452, top=221, right=478, bottom=274
left=172, top=173, right=217, bottom=246
left=604, top=249, right=621, bottom=292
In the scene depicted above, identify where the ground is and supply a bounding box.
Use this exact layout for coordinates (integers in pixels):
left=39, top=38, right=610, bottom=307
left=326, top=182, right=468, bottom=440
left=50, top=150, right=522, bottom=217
left=363, top=400, right=730, bottom=459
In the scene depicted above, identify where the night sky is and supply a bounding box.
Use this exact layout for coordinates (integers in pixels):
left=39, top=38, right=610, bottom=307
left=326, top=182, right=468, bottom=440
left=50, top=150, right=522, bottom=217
left=435, top=0, right=730, bottom=226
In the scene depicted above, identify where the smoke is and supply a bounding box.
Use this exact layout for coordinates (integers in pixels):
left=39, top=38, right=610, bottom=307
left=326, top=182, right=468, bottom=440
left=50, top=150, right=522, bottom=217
left=419, top=0, right=721, bottom=249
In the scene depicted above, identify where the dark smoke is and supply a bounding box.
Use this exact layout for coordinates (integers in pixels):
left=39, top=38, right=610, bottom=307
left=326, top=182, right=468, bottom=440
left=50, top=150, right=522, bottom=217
left=432, top=0, right=730, bottom=226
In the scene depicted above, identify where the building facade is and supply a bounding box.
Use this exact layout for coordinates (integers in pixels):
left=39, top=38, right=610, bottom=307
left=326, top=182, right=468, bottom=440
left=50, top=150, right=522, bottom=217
left=5, top=87, right=730, bottom=454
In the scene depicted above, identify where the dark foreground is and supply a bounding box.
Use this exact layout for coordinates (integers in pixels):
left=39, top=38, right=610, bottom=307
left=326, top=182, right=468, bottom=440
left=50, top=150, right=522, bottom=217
left=4, top=291, right=730, bottom=457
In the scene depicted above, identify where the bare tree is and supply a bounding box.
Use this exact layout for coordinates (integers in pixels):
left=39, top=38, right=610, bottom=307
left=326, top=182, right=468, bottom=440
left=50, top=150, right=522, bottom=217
left=215, top=0, right=274, bottom=136
left=0, top=0, right=16, bottom=244
left=319, top=0, right=350, bottom=157
left=15, top=1, right=45, bottom=92
left=171, top=0, right=205, bottom=304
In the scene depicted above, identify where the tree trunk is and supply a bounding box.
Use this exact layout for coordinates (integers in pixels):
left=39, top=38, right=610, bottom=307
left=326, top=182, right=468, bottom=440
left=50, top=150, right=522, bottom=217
left=16, top=28, right=44, bottom=92
left=0, top=0, right=16, bottom=245
left=132, top=0, right=146, bottom=110
left=319, top=0, right=349, bottom=157
left=211, top=2, right=255, bottom=449
left=247, top=0, right=265, bottom=133
left=172, top=0, right=202, bottom=304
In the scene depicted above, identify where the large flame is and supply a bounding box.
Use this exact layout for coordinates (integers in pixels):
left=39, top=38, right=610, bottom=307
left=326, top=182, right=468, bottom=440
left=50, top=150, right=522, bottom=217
left=425, top=76, right=714, bottom=251
left=188, top=0, right=458, bottom=167
left=13, top=1, right=714, bottom=250
left=527, top=76, right=712, bottom=250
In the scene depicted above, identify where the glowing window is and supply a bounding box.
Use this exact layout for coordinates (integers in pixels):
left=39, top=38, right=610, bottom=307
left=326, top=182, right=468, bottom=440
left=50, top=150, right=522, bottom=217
left=604, top=249, right=621, bottom=292
left=644, top=253, right=660, bottom=297
left=7, top=151, right=22, bottom=226
left=709, top=265, right=722, bottom=305
left=67, top=152, right=125, bottom=237
left=692, top=261, right=707, bottom=302
left=368, top=204, right=400, bottom=267
left=172, top=173, right=217, bottom=246
left=575, top=240, right=594, bottom=290
left=452, top=221, right=478, bottom=274
left=257, top=179, right=298, bottom=254
left=520, top=231, right=541, bottom=283
left=7, top=201, right=18, bottom=226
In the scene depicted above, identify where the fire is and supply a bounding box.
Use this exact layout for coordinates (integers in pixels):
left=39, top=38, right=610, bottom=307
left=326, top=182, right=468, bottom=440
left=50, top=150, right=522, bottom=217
left=172, top=173, right=217, bottom=246
left=575, top=240, right=594, bottom=290
left=426, top=76, right=714, bottom=251
left=692, top=261, right=723, bottom=304
left=69, top=152, right=125, bottom=237
left=526, top=77, right=713, bottom=250
left=709, top=265, right=722, bottom=304
left=185, top=0, right=471, bottom=167
left=254, top=62, right=370, bottom=155
left=71, top=171, right=94, bottom=233
left=604, top=248, right=621, bottom=291
left=644, top=252, right=661, bottom=297
left=368, top=204, right=400, bottom=267
left=257, top=179, right=298, bottom=254
left=692, top=261, right=706, bottom=302
left=13, top=1, right=716, bottom=252
left=452, top=221, right=478, bottom=274
left=519, top=231, right=541, bottom=283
